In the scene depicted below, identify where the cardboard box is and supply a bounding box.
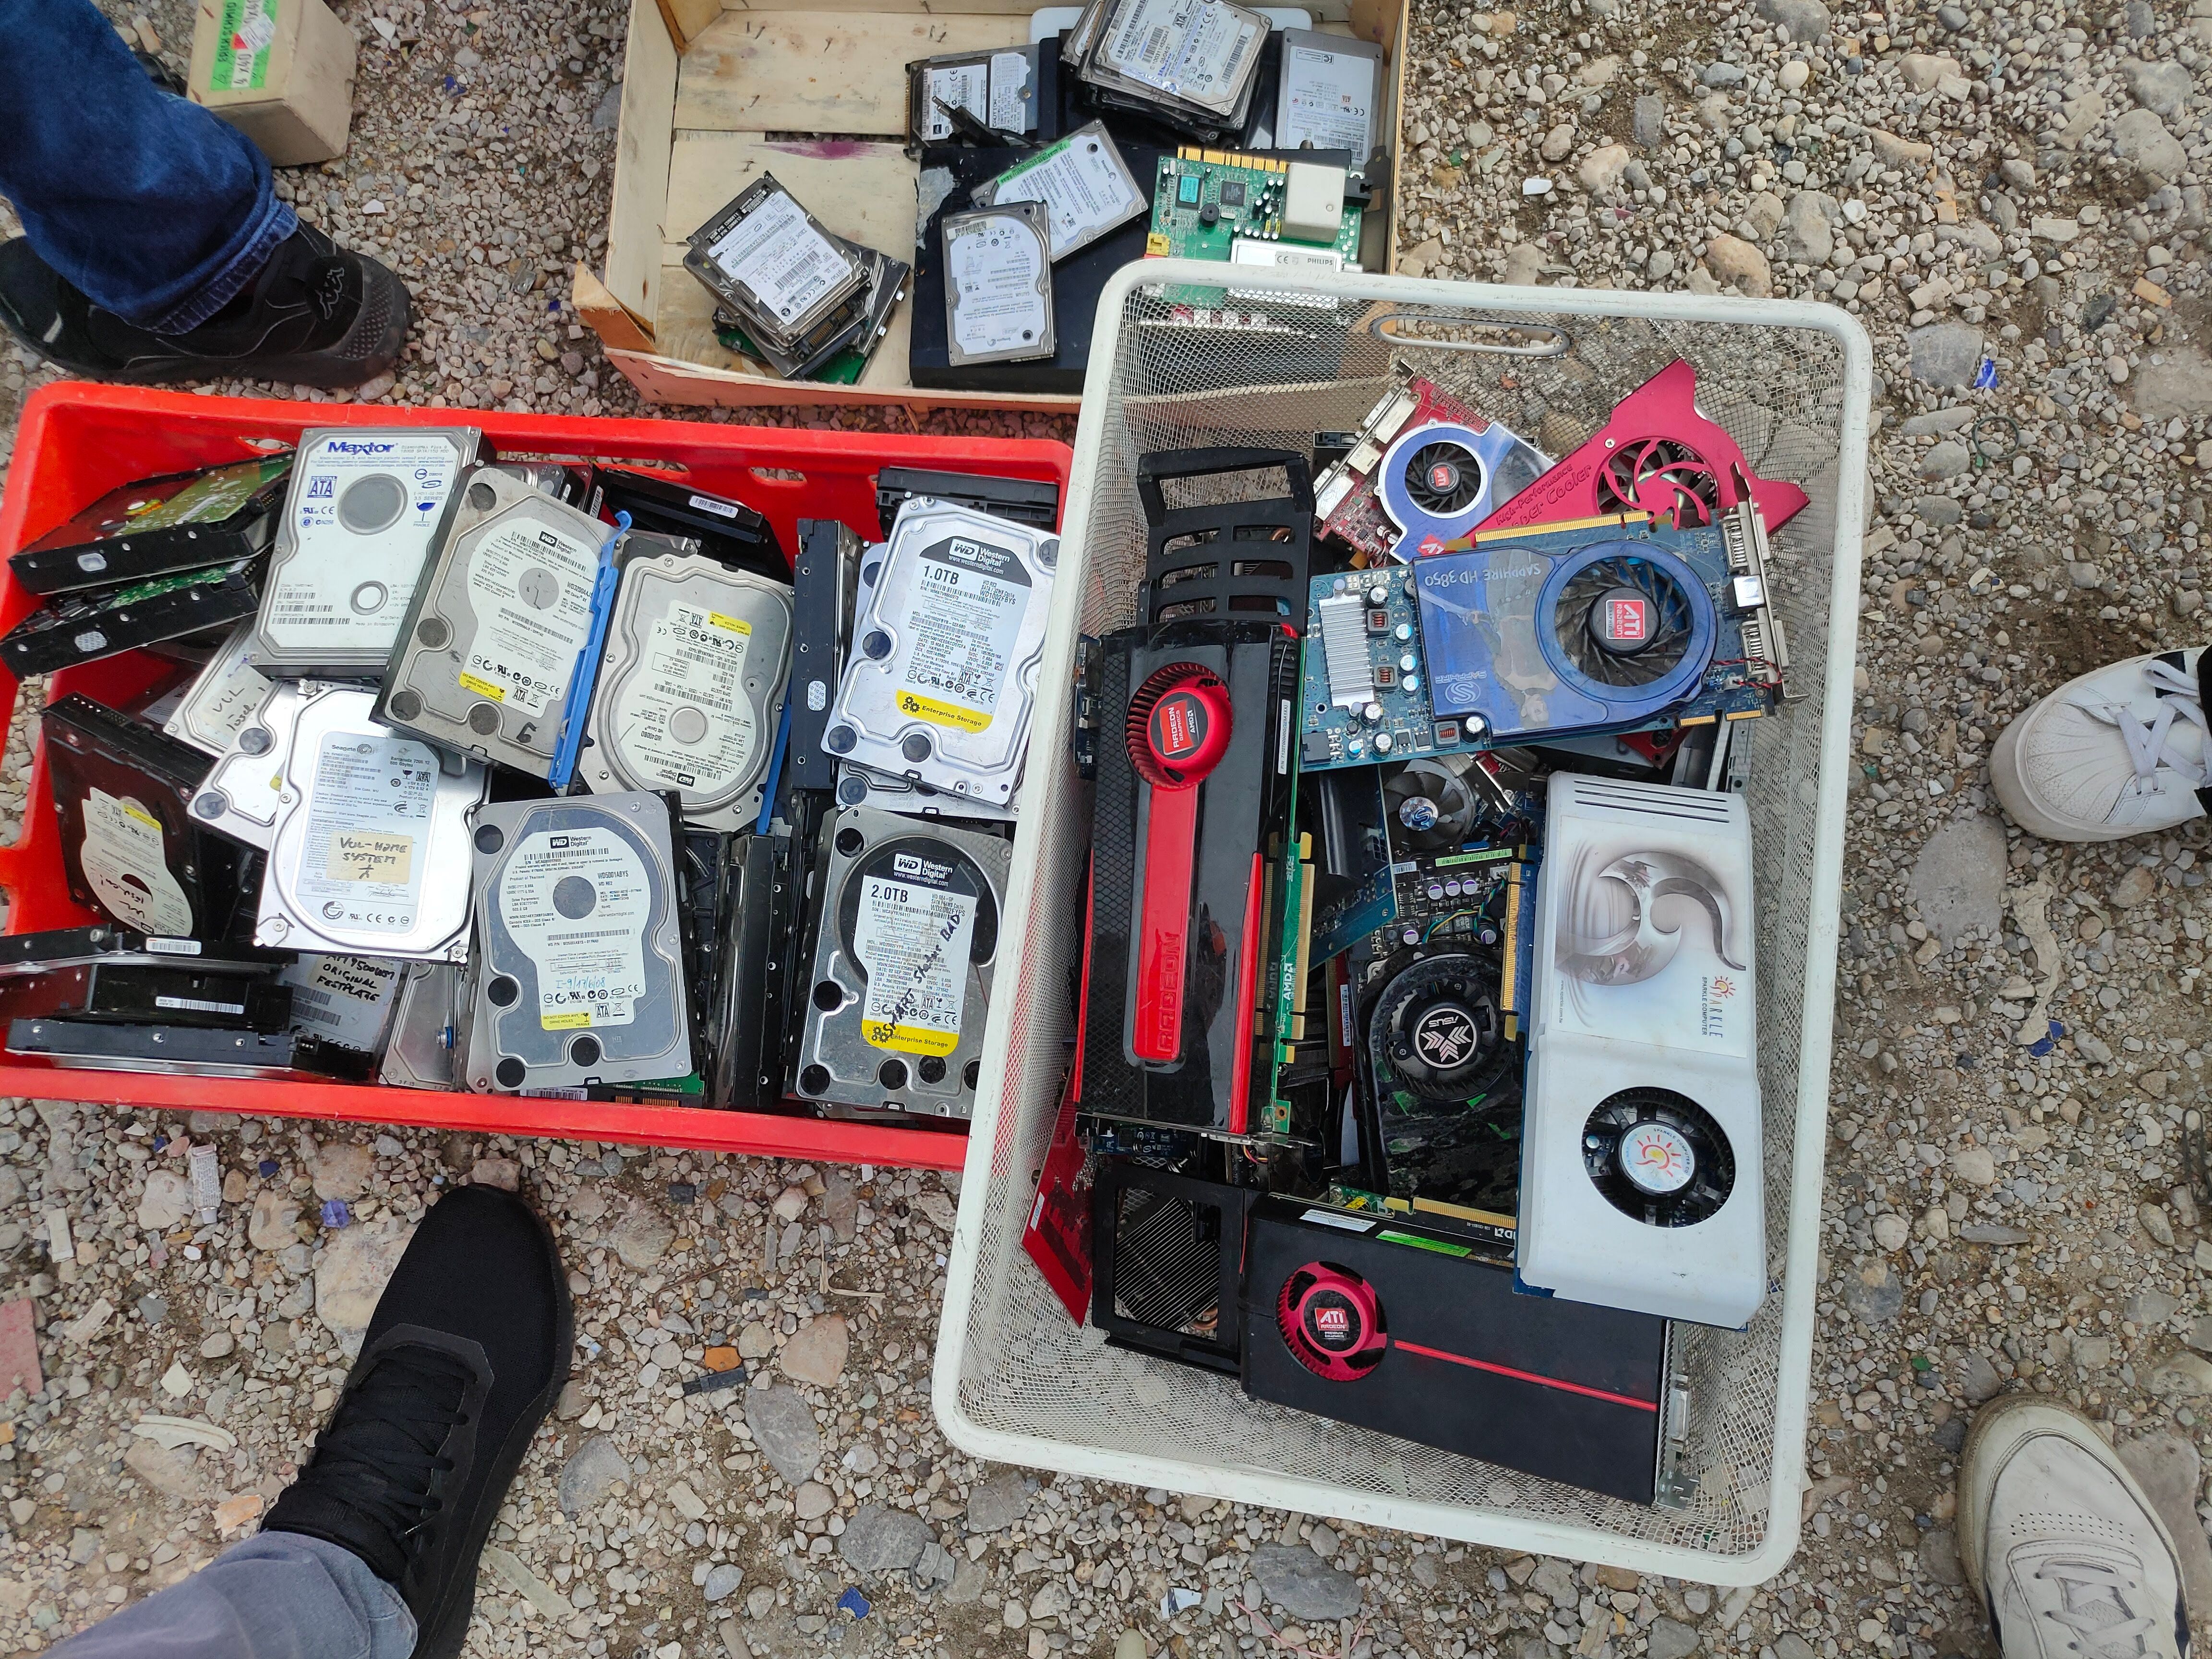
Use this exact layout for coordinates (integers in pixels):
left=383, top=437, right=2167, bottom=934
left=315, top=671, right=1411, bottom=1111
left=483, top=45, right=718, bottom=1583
left=578, top=0, right=1410, bottom=413
left=189, top=0, right=359, bottom=167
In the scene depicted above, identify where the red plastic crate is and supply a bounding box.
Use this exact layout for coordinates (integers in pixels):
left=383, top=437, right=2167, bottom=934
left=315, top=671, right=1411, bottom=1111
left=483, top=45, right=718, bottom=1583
left=0, top=382, right=1073, bottom=1168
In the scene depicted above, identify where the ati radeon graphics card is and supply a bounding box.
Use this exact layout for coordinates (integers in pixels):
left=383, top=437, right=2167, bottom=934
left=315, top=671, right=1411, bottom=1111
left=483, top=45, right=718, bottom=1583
left=1476, top=358, right=1808, bottom=536
left=1240, top=1198, right=1683, bottom=1504
left=1520, top=774, right=1765, bottom=1328
left=1080, top=619, right=1300, bottom=1139
left=1299, top=504, right=1787, bottom=770
left=1315, top=373, right=1551, bottom=563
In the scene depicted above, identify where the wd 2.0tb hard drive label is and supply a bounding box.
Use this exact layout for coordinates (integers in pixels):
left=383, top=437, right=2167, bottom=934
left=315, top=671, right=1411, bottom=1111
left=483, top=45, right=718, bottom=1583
left=460, top=516, right=602, bottom=715
left=497, top=828, right=651, bottom=1030
left=80, top=788, right=194, bottom=935
left=896, top=537, right=1032, bottom=734
left=611, top=605, right=758, bottom=792
left=855, top=853, right=979, bottom=1055
left=295, top=734, right=440, bottom=936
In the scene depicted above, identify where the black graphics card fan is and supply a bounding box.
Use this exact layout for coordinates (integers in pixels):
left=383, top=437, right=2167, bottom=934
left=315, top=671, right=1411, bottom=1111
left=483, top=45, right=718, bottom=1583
left=1581, top=1087, right=1735, bottom=1227
left=1404, top=440, right=1484, bottom=517
left=1549, top=549, right=1705, bottom=694
left=1383, top=755, right=1484, bottom=855
left=1367, top=950, right=1512, bottom=1107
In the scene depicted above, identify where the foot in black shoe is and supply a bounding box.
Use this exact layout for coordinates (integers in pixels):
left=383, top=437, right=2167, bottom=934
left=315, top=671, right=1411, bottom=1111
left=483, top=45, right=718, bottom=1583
left=264, top=1186, right=571, bottom=1659
left=0, top=223, right=411, bottom=390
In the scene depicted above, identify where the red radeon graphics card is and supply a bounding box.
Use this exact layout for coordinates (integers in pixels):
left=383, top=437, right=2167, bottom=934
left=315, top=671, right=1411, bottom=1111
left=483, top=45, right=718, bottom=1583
left=1475, top=359, right=1809, bottom=535
left=1077, top=618, right=1299, bottom=1139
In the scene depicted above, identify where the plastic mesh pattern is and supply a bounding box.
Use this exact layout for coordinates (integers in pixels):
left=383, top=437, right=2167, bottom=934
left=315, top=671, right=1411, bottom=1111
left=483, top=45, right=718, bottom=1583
left=948, top=287, right=1861, bottom=1567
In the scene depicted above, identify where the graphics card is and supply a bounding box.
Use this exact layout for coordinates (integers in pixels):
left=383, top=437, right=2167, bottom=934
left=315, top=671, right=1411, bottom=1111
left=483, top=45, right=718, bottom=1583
left=1298, top=503, right=1787, bottom=769
left=1520, top=773, right=1765, bottom=1328
left=1475, top=358, right=1808, bottom=535
left=1314, top=373, right=1551, bottom=563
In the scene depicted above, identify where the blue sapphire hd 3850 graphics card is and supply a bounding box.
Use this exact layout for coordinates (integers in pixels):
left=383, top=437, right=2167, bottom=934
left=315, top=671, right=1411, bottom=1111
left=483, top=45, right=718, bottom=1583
left=1299, top=504, right=1787, bottom=770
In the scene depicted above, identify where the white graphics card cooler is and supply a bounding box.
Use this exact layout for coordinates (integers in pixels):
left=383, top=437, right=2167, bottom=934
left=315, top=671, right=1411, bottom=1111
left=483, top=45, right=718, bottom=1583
left=1521, top=772, right=1765, bottom=1328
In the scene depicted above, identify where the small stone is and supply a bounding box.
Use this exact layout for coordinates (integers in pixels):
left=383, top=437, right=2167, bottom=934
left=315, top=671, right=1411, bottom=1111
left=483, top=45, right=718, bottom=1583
left=737, top=1321, right=774, bottom=1360
left=2151, top=1352, right=2212, bottom=1395
left=746, top=1587, right=777, bottom=1618
left=308, top=1141, right=373, bottom=1202
left=1503, top=241, right=1546, bottom=285
left=780, top=1314, right=849, bottom=1387
left=1846, top=1260, right=1904, bottom=1325
left=2112, top=866, right=2159, bottom=909
left=668, top=1480, right=709, bottom=1521
left=794, top=1481, right=834, bottom=1520
left=1960, top=1352, right=2004, bottom=1403
left=1872, top=1214, right=1910, bottom=1251
left=1755, top=0, right=1829, bottom=39
left=2116, top=1434, right=2212, bottom=1610
left=608, top=1202, right=675, bottom=1270
left=1701, top=61, right=1745, bottom=86
left=968, top=1471, right=1031, bottom=1532
left=248, top=1189, right=301, bottom=1251
left=558, top=1435, right=629, bottom=1515
left=1703, top=234, right=1771, bottom=297
left=1909, top=323, right=1982, bottom=388
left=824, top=1172, right=858, bottom=1244
left=1920, top=441, right=1971, bottom=480
left=704, top=1563, right=744, bottom=1603
left=771, top=1186, right=808, bottom=1223
left=1898, top=52, right=1961, bottom=91
left=159, top=1359, right=192, bottom=1398
left=1251, top=1542, right=1361, bottom=1621
left=839, top=1504, right=931, bottom=1575
left=1949, top=1147, right=1997, bottom=1187
left=213, top=1491, right=263, bottom=1533
left=314, top=1215, right=416, bottom=1335
left=2073, top=1334, right=2114, bottom=1370
left=199, top=1332, right=234, bottom=1359
left=1921, top=1527, right=1963, bottom=1586
left=123, top=1439, right=203, bottom=1499
left=2140, top=1203, right=2176, bottom=1247
left=1959, top=1224, right=2031, bottom=1245
left=1779, top=59, right=1810, bottom=91
left=1632, top=94, right=1664, bottom=148
left=2115, top=108, right=2187, bottom=182
left=745, top=1385, right=822, bottom=1485
left=1782, top=191, right=1838, bottom=263
left=556, top=1379, right=588, bottom=1419
left=2128, top=1290, right=2181, bottom=1326
left=1870, top=129, right=1935, bottom=167
left=2125, top=59, right=2194, bottom=118
left=469, top=1156, right=519, bottom=1192
left=1648, top=1618, right=1700, bottom=1659
left=1578, top=143, right=1631, bottom=195
left=2135, top=350, right=2212, bottom=421
left=136, top=1170, right=191, bottom=1231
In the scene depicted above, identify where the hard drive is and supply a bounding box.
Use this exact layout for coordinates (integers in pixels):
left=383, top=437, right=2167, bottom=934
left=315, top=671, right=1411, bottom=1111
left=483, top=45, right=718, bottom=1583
left=9, top=455, right=293, bottom=595
left=941, top=203, right=1056, bottom=368
left=707, top=832, right=792, bottom=1108
left=682, top=175, right=869, bottom=357
left=0, top=925, right=290, bottom=978
left=376, top=466, right=618, bottom=780
left=277, top=954, right=404, bottom=1054
left=380, top=959, right=464, bottom=1090
left=793, top=805, right=1010, bottom=1117
left=6, top=1017, right=376, bottom=1080
left=41, top=693, right=241, bottom=940
left=823, top=499, right=1057, bottom=809
left=587, top=469, right=784, bottom=581
left=833, top=761, right=1018, bottom=822
left=465, top=792, right=692, bottom=1093
left=191, top=677, right=319, bottom=851
left=579, top=548, right=793, bottom=830
left=163, top=620, right=274, bottom=758
left=875, top=468, right=1059, bottom=538
left=786, top=519, right=863, bottom=796
left=1, top=560, right=262, bottom=677
left=257, top=685, right=488, bottom=960
left=0, top=958, right=291, bottom=1033
left=249, top=427, right=484, bottom=676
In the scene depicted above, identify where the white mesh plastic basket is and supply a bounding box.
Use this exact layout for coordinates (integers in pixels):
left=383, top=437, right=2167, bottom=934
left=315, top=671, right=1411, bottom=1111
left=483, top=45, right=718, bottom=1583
left=932, top=264, right=1873, bottom=1583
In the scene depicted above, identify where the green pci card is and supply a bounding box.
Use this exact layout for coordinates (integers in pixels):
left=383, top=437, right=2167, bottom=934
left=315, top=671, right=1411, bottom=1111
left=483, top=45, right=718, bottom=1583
left=1145, top=147, right=1361, bottom=305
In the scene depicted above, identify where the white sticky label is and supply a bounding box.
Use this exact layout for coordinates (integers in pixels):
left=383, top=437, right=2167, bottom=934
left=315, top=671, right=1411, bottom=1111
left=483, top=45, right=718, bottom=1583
left=497, top=827, right=652, bottom=1030
left=79, top=789, right=194, bottom=935
left=986, top=130, right=1141, bottom=259
left=459, top=516, right=601, bottom=716
left=855, top=873, right=976, bottom=1056
left=893, top=536, right=1033, bottom=733
left=1279, top=40, right=1376, bottom=156
left=686, top=493, right=741, bottom=520
left=947, top=214, right=1049, bottom=362
left=1100, top=0, right=1260, bottom=104
left=922, top=62, right=990, bottom=141
left=989, top=51, right=1031, bottom=129
left=146, top=937, right=203, bottom=956
left=707, top=192, right=849, bottom=324
left=608, top=602, right=759, bottom=796
left=294, top=733, right=440, bottom=935
left=184, top=637, right=273, bottom=751
left=268, top=434, right=463, bottom=655
left=158, top=994, right=247, bottom=1015
left=280, top=954, right=403, bottom=1049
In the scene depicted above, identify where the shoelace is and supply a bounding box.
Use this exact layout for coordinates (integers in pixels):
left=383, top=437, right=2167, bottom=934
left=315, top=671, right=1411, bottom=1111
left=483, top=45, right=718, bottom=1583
left=2079, top=658, right=2207, bottom=787
left=295, top=1345, right=475, bottom=1560
left=2037, top=1559, right=2162, bottom=1659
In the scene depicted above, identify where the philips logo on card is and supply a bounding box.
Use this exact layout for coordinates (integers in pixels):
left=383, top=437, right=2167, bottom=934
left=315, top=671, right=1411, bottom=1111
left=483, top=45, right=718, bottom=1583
left=892, top=853, right=954, bottom=885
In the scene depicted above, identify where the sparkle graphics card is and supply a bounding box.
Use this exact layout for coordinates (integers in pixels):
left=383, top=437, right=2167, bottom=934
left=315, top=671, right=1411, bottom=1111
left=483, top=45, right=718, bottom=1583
left=1520, top=774, right=1765, bottom=1329
left=1475, top=358, right=1808, bottom=535
left=1314, top=373, right=1551, bottom=563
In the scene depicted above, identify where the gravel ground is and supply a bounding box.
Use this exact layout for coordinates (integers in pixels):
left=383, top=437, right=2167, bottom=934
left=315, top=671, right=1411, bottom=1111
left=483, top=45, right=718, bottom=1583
left=3, top=0, right=2212, bottom=1654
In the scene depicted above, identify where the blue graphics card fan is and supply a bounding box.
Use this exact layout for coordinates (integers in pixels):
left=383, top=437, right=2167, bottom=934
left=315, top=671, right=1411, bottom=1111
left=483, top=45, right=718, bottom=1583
left=1376, top=421, right=1553, bottom=560
left=1535, top=541, right=1716, bottom=712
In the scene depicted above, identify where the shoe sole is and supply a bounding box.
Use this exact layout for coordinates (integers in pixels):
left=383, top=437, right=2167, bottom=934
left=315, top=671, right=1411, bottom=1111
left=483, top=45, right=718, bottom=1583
left=1987, top=704, right=2119, bottom=842
left=409, top=1195, right=573, bottom=1659
left=0, top=257, right=412, bottom=394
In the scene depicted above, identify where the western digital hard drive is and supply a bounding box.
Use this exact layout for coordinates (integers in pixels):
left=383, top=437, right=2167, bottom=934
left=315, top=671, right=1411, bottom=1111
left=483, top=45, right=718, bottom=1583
left=163, top=621, right=275, bottom=758
left=793, top=806, right=1010, bottom=1117
left=380, top=959, right=463, bottom=1089
left=249, top=427, right=484, bottom=675
left=464, top=792, right=692, bottom=1093
left=579, top=549, right=793, bottom=830
left=377, top=466, right=616, bottom=780
left=823, top=500, right=1056, bottom=809
left=257, top=685, right=487, bottom=960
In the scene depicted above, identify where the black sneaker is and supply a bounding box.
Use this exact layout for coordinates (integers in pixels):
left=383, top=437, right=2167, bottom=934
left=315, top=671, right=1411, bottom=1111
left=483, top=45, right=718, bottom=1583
left=0, top=223, right=410, bottom=390
left=263, top=1185, right=571, bottom=1659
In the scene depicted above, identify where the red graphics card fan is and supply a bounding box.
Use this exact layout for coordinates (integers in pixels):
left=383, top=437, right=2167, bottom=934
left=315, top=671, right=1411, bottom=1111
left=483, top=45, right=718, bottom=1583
left=1276, top=1261, right=1389, bottom=1380
left=1475, top=359, right=1809, bottom=535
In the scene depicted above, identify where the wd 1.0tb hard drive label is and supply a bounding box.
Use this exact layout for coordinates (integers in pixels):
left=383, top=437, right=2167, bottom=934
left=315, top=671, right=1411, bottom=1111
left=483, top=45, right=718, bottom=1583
left=611, top=604, right=758, bottom=793
left=460, top=517, right=601, bottom=716
left=896, top=538, right=1033, bottom=734
left=497, top=828, right=650, bottom=1030
left=268, top=435, right=464, bottom=652
left=297, top=735, right=439, bottom=935
left=80, top=788, right=194, bottom=934
left=855, top=861, right=978, bottom=1056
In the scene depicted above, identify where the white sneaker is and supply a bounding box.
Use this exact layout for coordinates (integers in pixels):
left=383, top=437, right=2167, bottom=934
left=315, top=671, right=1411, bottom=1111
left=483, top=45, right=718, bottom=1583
left=1959, top=1395, right=2189, bottom=1659
left=1990, top=649, right=2209, bottom=842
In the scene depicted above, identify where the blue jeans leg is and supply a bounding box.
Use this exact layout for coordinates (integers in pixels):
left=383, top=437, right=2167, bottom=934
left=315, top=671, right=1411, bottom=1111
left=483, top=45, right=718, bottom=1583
left=47, top=1532, right=417, bottom=1659
left=0, top=0, right=298, bottom=331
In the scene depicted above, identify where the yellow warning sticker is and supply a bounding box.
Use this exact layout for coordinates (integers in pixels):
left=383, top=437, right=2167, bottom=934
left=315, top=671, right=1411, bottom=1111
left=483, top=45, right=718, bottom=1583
left=863, top=1018, right=959, bottom=1057
left=120, top=800, right=163, bottom=830
left=541, top=1010, right=592, bottom=1031
left=459, top=671, right=506, bottom=702
left=897, top=690, right=992, bottom=733
left=707, top=612, right=753, bottom=635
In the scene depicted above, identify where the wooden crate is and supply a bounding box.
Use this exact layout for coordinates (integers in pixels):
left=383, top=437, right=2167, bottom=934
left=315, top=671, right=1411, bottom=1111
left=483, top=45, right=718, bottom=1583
left=577, top=0, right=1411, bottom=413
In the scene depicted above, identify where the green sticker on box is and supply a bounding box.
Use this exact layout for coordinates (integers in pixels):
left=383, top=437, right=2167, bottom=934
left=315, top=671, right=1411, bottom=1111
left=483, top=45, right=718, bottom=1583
left=211, top=0, right=278, bottom=92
